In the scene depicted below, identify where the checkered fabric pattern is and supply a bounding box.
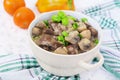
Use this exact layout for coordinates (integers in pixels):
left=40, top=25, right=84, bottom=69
left=0, top=54, right=39, bottom=72
left=0, top=54, right=80, bottom=80
left=83, top=0, right=120, bottom=50
left=0, top=0, right=120, bottom=80
left=99, top=16, right=117, bottom=29
left=83, top=0, right=120, bottom=78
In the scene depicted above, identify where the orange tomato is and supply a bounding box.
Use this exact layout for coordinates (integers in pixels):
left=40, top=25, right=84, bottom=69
left=3, top=0, right=25, bottom=15
left=13, top=7, right=35, bottom=29
left=36, top=0, right=75, bottom=13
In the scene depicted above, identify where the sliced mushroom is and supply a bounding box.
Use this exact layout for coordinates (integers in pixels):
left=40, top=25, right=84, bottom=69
left=91, top=42, right=96, bottom=48
left=54, top=47, right=68, bottom=55
left=66, top=45, right=78, bottom=54
left=67, top=23, right=73, bottom=28
left=88, top=27, right=98, bottom=37
left=78, top=38, right=92, bottom=51
left=77, top=22, right=87, bottom=32
left=65, top=31, right=80, bottom=44
left=66, top=27, right=74, bottom=33
left=80, top=30, right=91, bottom=39
left=32, top=27, right=41, bottom=36
left=35, top=21, right=46, bottom=28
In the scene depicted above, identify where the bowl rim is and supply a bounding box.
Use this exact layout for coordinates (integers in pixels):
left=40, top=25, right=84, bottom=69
left=28, top=10, right=102, bottom=57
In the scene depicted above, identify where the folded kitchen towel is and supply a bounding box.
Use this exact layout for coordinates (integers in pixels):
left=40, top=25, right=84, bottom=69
left=0, top=54, right=80, bottom=80
left=0, top=0, right=120, bottom=80
left=82, top=0, right=120, bottom=78
left=0, top=47, right=119, bottom=80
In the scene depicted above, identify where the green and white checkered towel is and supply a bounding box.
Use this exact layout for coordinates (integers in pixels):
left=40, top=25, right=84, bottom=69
left=0, top=0, right=120, bottom=80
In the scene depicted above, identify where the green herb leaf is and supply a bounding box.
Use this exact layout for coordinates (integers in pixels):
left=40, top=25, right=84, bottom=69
left=73, top=22, right=79, bottom=29
left=44, top=20, right=49, bottom=28
left=57, top=35, right=64, bottom=41
left=62, top=17, right=69, bottom=26
left=52, top=15, right=61, bottom=22
left=81, top=18, right=88, bottom=22
left=62, top=31, right=68, bottom=37
left=57, top=35, right=69, bottom=46
left=58, top=11, right=66, bottom=19
left=94, top=39, right=99, bottom=45
left=44, top=20, right=48, bottom=26
left=63, top=41, right=69, bottom=46
left=78, top=34, right=83, bottom=39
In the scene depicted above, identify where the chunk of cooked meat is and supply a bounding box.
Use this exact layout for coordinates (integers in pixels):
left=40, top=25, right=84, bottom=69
left=65, top=31, right=80, bottom=44
left=58, top=23, right=67, bottom=31
left=54, top=47, right=68, bottom=55
left=43, top=28, right=54, bottom=35
left=88, top=27, right=98, bottom=37
left=51, top=23, right=63, bottom=35
left=48, top=19, right=54, bottom=24
left=35, top=21, right=46, bottom=28
left=77, top=22, right=87, bottom=32
left=66, top=45, right=78, bottom=54
left=84, top=22, right=92, bottom=28
left=80, top=30, right=91, bottom=39
left=40, top=45, right=54, bottom=51
left=36, top=34, right=62, bottom=51
left=78, top=38, right=92, bottom=51
left=32, top=27, right=41, bottom=36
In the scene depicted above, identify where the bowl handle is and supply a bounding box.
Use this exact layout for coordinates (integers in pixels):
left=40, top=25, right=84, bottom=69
left=78, top=51, right=104, bottom=71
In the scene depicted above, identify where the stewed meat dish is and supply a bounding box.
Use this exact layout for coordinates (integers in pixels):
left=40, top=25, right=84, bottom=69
left=32, top=11, right=99, bottom=55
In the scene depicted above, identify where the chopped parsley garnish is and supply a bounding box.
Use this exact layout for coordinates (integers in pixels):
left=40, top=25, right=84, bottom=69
left=81, top=18, right=88, bottom=22
left=94, top=39, right=99, bottom=45
left=78, top=34, right=83, bottom=39
left=62, top=31, right=68, bottom=37
left=51, top=11, right=69, bottom=26
left=51, top=15, right=61, bottom=22
left=73, top=22, right=79, bottom=29
left=44, top=20, right=49, bottom=28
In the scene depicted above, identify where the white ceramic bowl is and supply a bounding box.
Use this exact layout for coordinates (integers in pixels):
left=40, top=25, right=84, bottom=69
left=28, top=10, right=104, bottom=76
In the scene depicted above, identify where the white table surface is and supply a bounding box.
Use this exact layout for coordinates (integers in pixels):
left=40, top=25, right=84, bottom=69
left=0, top=0, right=119, bottom=80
